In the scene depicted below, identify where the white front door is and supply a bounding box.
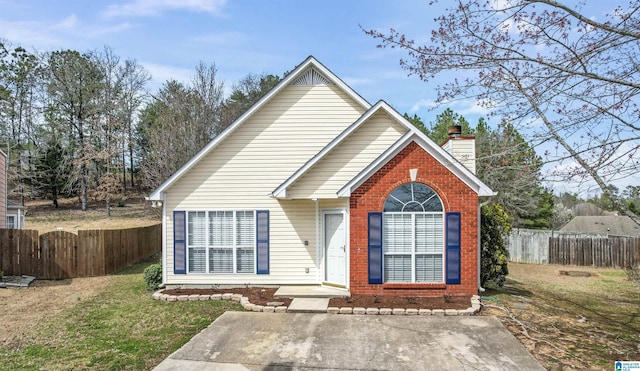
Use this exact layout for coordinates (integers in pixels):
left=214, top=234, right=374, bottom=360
left=324, top=211, right=346, bottom=286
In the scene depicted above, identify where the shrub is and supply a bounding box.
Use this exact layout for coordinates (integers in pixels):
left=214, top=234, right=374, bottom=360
left=143, top=263, right=162, bottom=291
left=481, top=203, right=512, bottom=288
left=627, top=265, right=640, bottom=286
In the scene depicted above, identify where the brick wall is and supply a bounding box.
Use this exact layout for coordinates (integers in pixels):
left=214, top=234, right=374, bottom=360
left=349, top=141, right=479, bottom=297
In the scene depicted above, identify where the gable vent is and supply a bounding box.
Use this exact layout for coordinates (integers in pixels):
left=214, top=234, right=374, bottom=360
left=291, top=68, right=333, bottom=86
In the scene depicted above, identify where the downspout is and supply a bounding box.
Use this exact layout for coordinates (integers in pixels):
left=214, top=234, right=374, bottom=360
left=478, top=198, right=492, bottom=293
left=313, top=198, right=320, bottom=283
left=161, top=196, right=167, bottom=287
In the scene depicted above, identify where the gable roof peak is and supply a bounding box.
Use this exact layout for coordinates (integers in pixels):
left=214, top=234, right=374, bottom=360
left=148, top=56, right=371, bottom=201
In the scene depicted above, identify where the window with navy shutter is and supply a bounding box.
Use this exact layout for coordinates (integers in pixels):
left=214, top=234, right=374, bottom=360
left=174, top=211, right=187, bottom=274
left=446, top=212, right=461, bottom=284
left=381, top=182, right=445, bottom=283
left=178, top=210, right=265, bottom=274
left=368, top=212, right=383, bottom=284
left=256, top=210, right=270, bottom=274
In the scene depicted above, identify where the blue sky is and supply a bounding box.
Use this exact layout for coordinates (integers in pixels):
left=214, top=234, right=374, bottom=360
left=1, top=0, right=634, bottom=197
left=0, top=0, right=471, bottom=121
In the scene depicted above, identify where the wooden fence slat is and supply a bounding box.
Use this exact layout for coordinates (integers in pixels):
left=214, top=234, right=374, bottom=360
left=509, top=229, right=639, bottom=268
left=1, top=224, right=161, bottom=279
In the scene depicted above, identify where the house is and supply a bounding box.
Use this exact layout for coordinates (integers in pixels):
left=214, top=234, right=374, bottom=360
left=6, top=200, right=24, bottom=229
left=148, top=56, right=495, bottom=297
left=560, top=215, right=640, bottom=236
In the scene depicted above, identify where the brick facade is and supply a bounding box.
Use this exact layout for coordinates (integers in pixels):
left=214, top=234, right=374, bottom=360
left=349, top=141, right=479, bottom=297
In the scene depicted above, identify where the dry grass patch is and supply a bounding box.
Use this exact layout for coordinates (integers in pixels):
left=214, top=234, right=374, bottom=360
left=23, top=196, right=161, bottom=233
left=0, top=262, right=242, bottom=370
left=481, top=263, right=640, bottom=370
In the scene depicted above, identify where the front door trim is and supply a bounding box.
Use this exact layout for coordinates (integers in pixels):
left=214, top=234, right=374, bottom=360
left=322, top=208, right=348, bottom=288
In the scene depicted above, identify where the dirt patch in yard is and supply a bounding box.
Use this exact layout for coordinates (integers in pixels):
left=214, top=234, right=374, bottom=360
left=0, top=276, right=115, bottom=349
left=480, top=263, right=640, bottom=370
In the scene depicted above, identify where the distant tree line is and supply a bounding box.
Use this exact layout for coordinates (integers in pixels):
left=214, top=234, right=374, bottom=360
left=0, top=39, right=280, bottom=214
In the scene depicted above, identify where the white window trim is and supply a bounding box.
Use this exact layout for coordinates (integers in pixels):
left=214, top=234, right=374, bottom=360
left=383, top=211, right=445, bottom=283
left=186, top=210, right=257, bottom=275
left=6, top=215, right=16, bottom=229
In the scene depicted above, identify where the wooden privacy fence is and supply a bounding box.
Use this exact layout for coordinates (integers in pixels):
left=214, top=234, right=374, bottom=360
left=549, top=235, right=640, bottom=268
left=507, top=229, right=552, bottom=264
left=0, top=224, right=161, bottom=279
left=507, top=228, right=640, bottom=268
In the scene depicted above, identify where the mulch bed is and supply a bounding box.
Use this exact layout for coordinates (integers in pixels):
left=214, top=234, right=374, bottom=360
left=161, top=288, right=292, bottom=307
left=330, top=295, right=471, bottom=309
left=161, top=287, right=472, bottom=309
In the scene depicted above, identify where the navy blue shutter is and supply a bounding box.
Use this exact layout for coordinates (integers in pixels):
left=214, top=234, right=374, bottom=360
left=256, top=210, right=270, bottom=274
left=368, top=212, right=383, bottom=284
left=174, top=211, right=187, bottom=274
left=446, top=212, right=461, bottom=284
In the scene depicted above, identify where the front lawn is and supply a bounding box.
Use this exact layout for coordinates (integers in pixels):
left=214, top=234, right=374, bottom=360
left=0, top=262, right=242, bottom=370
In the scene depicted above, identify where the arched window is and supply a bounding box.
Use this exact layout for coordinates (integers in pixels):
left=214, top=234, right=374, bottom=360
left=383, top=182, right=443, bottom=212
left=382, top=182, right=444, bottom=283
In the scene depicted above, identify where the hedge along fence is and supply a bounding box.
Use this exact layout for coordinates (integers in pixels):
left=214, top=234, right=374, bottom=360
left=0, top=224, right=161, bottom=279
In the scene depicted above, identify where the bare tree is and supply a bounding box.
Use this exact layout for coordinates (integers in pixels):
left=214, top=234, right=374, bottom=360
left=366, top=0, right=640, bottom=223
left=118, top=59, right=150, bottom=189
left=47, top=50, right=104, bottom=211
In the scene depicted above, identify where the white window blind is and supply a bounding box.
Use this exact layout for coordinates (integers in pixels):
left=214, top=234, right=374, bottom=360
left=383, top=212, right=444, bottom=283
left=383, top=214, right=412, bottom=253
left=187, top=210, right=256, bottom=274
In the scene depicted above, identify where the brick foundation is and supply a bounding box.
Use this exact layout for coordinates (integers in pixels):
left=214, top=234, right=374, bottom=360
left=349, top=141, right=479, bottom=297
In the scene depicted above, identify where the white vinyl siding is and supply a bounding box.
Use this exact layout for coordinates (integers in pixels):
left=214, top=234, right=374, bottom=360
left=287, top=112, right=406, bottom=199
left=187, top=210, right=256, bottom=274
left=164, top=83, right=365, bottom=285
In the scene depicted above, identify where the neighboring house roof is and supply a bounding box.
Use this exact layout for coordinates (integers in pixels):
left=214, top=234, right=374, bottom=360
left=272, top=100, right=495, bottom=198
left=559, top=216, right=640, bottom=236
left=148, top=56, right=371, bottom=201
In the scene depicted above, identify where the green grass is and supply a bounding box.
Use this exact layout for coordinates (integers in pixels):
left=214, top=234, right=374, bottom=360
left=0, top=262, right=242, bottom=370
left=599, top=270, right=628, bottom=277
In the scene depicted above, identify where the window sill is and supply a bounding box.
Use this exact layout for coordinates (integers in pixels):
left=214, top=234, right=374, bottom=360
left=382, top=283, right=447, bottom=290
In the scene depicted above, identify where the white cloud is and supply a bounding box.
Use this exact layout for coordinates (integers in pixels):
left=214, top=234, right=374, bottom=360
left=0, top=15, right=133, bottom=51
left=143, top=62, right=193, bottom=88
left=54, top=14, right=79, bottom=30
left=0, top=19, right=62, bottom=49
left=410, top=98, right=438, bottom=112
left=192, top=31, right=247, bottom=46
left=104, top=0, right=227, bottom=18
left=456, top=99, right=495, bottom=116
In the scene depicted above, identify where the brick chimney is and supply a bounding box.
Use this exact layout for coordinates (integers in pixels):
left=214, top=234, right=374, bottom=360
left=441, top=125, right=476, bottom=174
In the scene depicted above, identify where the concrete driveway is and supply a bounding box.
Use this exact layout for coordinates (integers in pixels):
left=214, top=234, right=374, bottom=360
left=154, top=312, right=544, bottom=370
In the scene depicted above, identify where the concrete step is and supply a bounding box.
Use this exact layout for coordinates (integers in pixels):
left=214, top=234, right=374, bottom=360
left=287, top=298, right=330, bottom=313
left=274, top=285, right=350, bottom=299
